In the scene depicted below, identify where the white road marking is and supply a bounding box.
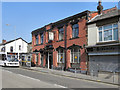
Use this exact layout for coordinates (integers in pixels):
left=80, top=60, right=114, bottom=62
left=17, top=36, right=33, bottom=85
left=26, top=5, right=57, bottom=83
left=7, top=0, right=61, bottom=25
left=3, top=69, right=69, bottom=88
left=54, top=84, right=68, bottom=88
left=3, top=70, right=13, bottom=74
left=17, top=74, right=41, bottom=82
left=3, top=69, right=41, bottom=82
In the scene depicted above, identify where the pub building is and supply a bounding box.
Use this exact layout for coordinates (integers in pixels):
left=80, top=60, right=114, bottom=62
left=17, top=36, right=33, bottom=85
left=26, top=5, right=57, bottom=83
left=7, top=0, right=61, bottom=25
left=31, top=10, right=92, bottom=73
left=31, top=1, right=117, bottom=73
left=86, top=1, right=120, bottom=74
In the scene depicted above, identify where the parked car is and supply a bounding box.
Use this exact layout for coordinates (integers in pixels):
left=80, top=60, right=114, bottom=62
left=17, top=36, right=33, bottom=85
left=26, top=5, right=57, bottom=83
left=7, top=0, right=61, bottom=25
left=0, top=58, right=19, bottom=67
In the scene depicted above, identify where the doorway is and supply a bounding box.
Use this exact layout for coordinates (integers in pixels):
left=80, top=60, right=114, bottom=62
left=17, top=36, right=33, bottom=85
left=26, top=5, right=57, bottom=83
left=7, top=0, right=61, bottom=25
left=46, top=52, right=53, bottom=69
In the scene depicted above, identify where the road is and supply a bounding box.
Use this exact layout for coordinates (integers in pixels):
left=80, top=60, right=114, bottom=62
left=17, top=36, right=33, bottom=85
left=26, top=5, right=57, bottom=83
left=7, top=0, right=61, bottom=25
left=1, top=67, right=119, bottom=89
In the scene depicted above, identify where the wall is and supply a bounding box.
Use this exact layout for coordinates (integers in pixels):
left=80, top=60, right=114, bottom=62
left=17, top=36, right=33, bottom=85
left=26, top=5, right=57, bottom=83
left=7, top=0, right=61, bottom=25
left=88, top=23, right=98, bottom=46
left=5, top=39, right=28, bottom=53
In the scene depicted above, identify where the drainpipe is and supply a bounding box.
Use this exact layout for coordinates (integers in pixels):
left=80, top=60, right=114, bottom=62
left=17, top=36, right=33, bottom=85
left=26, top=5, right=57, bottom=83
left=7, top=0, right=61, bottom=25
left=86, top=11, right=90, bottom=74
left=64, top=23, right=67, bottom=71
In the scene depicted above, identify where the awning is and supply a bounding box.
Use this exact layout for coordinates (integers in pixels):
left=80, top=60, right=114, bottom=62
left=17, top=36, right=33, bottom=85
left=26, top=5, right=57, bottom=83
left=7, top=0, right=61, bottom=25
left=67, top=44, right=82, bottom=49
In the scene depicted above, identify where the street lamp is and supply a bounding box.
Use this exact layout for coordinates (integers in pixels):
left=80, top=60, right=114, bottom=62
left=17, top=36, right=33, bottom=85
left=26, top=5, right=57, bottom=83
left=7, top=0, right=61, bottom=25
left=6, top=24, right=19, bottom=60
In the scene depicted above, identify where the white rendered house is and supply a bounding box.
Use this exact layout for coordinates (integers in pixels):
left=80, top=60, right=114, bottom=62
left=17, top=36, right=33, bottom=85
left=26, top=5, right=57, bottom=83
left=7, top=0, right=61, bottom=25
left=0, top=38, right=28, bottom=60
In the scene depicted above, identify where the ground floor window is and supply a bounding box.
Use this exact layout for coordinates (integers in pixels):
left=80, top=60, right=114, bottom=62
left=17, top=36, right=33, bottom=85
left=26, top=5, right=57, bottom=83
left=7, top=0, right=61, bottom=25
left=40, top=54, right=44, bottom=65
left=35, top=54, right=38, bottom=64
left=71, top=48, right=80, bottom=63
left=58, top=49, right=65, bottom=63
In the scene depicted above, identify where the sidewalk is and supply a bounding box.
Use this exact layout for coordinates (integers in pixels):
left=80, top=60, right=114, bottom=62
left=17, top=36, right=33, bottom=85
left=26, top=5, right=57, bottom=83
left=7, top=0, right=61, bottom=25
left=20, top=66, right=119, bottom=85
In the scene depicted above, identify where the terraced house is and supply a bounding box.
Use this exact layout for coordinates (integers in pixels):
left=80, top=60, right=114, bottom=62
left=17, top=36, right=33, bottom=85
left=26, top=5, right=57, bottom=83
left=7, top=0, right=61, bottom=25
left=86, top=6, right=120, bottom=74
left=31, top=2, right=117, bottom=73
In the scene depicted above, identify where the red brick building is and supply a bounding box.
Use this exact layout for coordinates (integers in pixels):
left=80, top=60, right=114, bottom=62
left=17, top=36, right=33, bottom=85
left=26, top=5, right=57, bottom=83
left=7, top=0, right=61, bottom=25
left=31, top=7, right=116, bottom=72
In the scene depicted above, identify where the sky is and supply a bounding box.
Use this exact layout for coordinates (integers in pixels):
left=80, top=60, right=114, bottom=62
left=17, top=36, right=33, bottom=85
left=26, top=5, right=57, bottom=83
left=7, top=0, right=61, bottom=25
left=1, top=1, right=119, bottom=43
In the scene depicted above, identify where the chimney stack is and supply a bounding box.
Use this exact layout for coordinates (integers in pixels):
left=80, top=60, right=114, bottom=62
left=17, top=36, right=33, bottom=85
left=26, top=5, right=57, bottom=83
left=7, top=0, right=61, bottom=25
left=97, top=0, right=103, bottom=15
left=2, top=39, right=6, bottom=44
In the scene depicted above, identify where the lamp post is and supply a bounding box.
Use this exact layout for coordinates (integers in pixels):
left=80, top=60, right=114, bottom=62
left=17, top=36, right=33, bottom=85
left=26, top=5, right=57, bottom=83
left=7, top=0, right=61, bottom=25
left=6, top=24, right=19, bottom=60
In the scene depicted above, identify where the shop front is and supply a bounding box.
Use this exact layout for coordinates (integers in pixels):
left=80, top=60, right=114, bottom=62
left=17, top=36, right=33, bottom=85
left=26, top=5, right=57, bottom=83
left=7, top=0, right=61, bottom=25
left=87, top=44, right=120, bottom=74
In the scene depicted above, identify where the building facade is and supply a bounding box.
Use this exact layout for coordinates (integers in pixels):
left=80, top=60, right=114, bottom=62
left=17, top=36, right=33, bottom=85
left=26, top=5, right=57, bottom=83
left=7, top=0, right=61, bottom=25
left=32, top=10, right=94, bottom=72
left=86, top=8, right=120, bottom=74
left=0, top=38, right=28, bottom=61
left=31, top=3, right=117, bottom=73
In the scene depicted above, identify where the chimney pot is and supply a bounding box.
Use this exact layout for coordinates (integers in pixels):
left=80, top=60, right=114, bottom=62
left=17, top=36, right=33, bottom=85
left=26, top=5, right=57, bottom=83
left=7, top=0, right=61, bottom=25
left=2, top=39, right=6, bottom=44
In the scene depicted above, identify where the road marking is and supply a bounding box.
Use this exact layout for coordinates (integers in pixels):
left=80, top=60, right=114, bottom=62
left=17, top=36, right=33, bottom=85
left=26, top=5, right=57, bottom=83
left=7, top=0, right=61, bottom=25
left=3, top=70, right=13, bottom=74
left=17, top=74, right=41, bottom=82
left=54, top=84, right=67, bottom=88
left=3, top=69, right=41, bottom=82
left=19, top=68, right=119, bottom=87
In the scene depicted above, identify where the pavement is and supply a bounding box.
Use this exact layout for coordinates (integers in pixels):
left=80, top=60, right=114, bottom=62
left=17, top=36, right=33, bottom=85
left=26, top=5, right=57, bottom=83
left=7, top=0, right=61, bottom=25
left=20, top=66, right=119, bottom=86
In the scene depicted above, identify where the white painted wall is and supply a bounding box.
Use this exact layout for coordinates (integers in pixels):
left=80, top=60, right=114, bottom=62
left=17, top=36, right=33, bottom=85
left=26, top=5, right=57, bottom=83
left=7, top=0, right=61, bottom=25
left=0, top=38, right=28, bottom=54
left=88, top=23, right=98, bottom=46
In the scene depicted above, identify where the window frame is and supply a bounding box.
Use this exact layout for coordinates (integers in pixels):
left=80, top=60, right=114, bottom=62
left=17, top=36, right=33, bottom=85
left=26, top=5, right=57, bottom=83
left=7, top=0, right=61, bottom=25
left=98, top=23, right=118, bottom=42
left=58, top=28, right=64, bottom=41
left=57, top=49, right=65, bottom=63
left=19, top=45, right=21, bottom=50
left=70, top=48, right=80, bottom=63
left=72, top=23, right=79, bottom=38
left=10, top=46, right=13, bottom=52
left=35, top=54, right=38, bottom=64
left=35, top=34, right=39, bottom=45
left=40, top=33, right=44, bottom=44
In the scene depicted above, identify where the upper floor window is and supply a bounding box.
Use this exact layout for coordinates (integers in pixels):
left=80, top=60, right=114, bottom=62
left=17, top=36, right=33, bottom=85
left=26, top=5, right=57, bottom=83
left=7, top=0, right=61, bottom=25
left=19, top=45, right=21, bottom=50
left=71, top=47, right=80, bottom=63
left=35, top=34, right=39, bottom=44
left=10, top=46, right=13, bottom=52
left=72, top=23, right=79, bottom=38
left=40, top=33, right=44, bottom=44
left=1, top=47, right=5, bottom=52
left=59, top=28, right=64, bottom=41
left=98, top=23, right=118, bottom=42
left=58, top=49, right=65, bottom=63
left=48, top=32, right=54, bottom=43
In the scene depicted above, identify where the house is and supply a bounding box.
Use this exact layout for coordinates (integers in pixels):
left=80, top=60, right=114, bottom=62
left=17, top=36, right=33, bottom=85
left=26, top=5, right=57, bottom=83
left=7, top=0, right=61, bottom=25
left=0, top=38, right=28, bottom=61
left=86, top=1, right=120, bottom=74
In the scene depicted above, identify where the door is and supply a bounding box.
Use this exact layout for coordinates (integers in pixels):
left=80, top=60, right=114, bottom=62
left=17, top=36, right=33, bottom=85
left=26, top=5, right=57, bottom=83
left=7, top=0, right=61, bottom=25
left=46, top=52, right=53, bottom=69
left=41, top=54, right=44, bottom=66
left=49, top=52, right=53, bottom=69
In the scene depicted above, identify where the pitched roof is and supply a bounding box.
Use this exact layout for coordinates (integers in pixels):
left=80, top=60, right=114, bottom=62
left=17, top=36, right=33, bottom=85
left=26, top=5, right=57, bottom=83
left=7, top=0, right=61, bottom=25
left=0, top=37, right=28, bottom=46
left=88, top=9, right=120, bottom=24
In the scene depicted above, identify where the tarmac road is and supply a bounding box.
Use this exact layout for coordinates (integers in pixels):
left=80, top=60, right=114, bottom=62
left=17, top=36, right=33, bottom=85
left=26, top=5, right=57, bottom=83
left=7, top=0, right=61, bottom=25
left=2, top=67, right=119, bottom=89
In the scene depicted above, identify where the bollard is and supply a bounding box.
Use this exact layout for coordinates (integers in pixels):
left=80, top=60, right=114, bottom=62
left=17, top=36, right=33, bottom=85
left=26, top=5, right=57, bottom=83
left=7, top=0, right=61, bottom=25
left=75, top=68, right=76, bottom=77
left=113, top=72, right=115, bottom=83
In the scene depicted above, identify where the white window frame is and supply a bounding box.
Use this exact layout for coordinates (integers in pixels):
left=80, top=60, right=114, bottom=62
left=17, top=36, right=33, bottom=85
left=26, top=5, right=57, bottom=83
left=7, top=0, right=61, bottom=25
left=35, top=34, right=39, bottom=44
left=59, top=28, right=64, bottom=41
left=57, top=49, right=65, bottom=63
left=71, top=48, right=80, bottom=63
left=40, top=33, right=44, bottom=44
left=35, top=54, right=38, bottom=63
left=72, top=23, right=79, bottom=38
left=98, top=23, right=118, bottom=42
